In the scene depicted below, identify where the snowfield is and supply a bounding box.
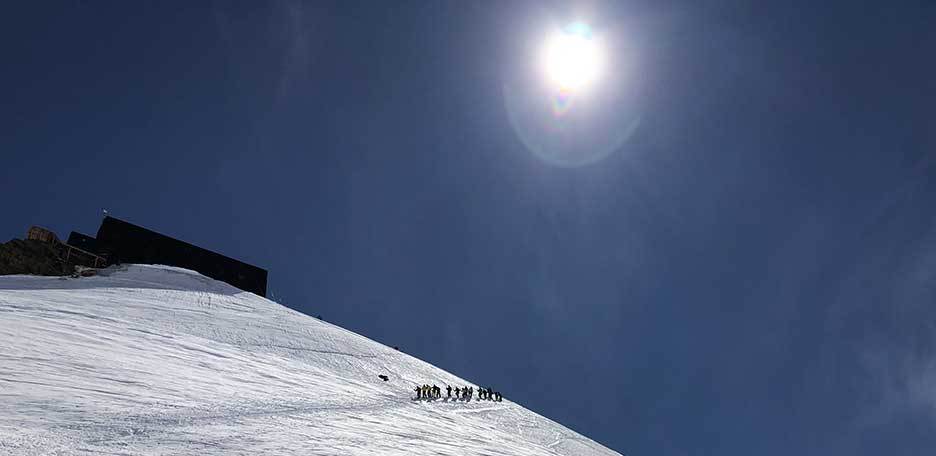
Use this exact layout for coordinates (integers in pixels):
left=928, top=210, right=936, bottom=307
left=0, top=265, right=620, bottom=455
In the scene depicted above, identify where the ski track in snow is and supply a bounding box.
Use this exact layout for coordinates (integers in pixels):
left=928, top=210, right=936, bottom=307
left=0, top=265, right=620, bottom=455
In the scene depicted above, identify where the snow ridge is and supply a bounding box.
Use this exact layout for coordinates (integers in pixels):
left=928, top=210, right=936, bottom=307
left=0, top=265, right=620, bottom=455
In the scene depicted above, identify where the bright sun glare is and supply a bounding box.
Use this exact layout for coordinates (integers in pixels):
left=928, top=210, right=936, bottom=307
left=542, top=22, right=603, bottom=92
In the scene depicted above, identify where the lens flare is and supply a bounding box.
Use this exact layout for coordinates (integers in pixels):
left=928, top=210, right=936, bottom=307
left=503, top=20, right=637, bottom=167
left=551, top=88, right=574, bottom=116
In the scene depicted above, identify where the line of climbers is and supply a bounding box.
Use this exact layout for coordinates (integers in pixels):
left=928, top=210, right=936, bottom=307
left=414, top=384, right=502, bottom=402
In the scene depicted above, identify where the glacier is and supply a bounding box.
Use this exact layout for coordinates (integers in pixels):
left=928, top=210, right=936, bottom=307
left=0, top=264, right=621, bottom=455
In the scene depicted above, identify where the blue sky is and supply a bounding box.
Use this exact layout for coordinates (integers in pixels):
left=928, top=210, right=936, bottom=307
left=2, top=1, right=935, bottom=454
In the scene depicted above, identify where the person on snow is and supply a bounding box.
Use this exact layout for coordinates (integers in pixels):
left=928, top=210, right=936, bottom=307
left=434, top=385, right=441, bottom=399
left=415, top=385, right=422, bottom=400
left=467, top=387, right=473, bottom=400
left=446, top=385, right=452, bottom=398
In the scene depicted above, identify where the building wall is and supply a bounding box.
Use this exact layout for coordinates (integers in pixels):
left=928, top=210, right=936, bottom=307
left=95, top=217, right=268, bottom=297
left=67, top=232, right=99, bottom=254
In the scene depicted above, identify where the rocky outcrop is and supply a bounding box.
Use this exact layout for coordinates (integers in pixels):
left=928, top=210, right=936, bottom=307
left=0, top=239, right=66, bottom=276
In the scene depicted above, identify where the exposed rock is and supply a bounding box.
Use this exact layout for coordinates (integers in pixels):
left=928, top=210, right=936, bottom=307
left=0, top=239, right=66, bottom=276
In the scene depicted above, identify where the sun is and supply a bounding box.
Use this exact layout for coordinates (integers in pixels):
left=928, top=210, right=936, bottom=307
left=542, top=22, right=603, bottom=92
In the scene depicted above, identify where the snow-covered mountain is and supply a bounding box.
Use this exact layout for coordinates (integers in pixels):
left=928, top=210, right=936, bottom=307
left=0, top=265, right=621, bottom=455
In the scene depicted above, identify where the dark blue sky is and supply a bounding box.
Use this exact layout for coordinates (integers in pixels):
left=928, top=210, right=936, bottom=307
left=3, top=1, right=936, bottom=454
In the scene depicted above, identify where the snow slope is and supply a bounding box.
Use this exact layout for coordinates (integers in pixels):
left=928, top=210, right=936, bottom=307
left=0, top=265, right=620, bottom=455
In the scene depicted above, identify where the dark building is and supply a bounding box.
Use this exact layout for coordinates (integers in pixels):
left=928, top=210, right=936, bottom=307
left=67, top=232, right=99, bottom=253
left=90, top=217, right=268, bottom=296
